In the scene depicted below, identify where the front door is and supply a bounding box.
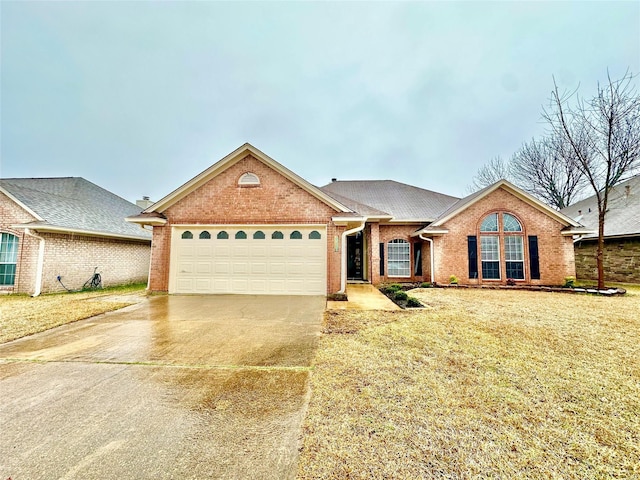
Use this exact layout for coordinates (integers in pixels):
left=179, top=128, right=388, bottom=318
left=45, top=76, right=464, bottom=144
left=347, top=232, right=363, bottom=280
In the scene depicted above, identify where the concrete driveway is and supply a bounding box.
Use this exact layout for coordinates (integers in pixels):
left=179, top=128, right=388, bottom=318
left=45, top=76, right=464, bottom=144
left=0, top=295, right=325, bottom=480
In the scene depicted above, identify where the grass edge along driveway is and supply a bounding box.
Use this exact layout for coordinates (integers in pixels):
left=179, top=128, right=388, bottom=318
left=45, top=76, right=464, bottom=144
left=298, top=286, right=640, bottom=479
left=0, top=284, right=146, bottom=344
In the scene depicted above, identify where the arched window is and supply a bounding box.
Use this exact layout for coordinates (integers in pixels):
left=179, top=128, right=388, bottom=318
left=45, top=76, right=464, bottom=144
left=290, top=230, right=302, bottom=239
left=199, top=231, right=211, bottom=239
left=235, top=231, right=247, bottom=239
left=387, top=239, right=410, bottom=277
left=0, top=233, right=19, bottom=286
left=309, top=230, right=322, bottom=240
left=238, top=172, right=260, bottom=186
left=181, top=231, right=193, bottom=239
left=217, top=231, right=229, bottom=240
left=479, top=212, right=525, bottom=280
left=253, top=231, right=265, bottom=239
left=272, top=231, right=284, bottom=240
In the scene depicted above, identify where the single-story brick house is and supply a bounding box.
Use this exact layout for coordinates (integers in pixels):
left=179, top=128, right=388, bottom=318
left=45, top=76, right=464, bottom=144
left=0, top=177, right=152, bottom=295
left=561, top=174, right=640, bottom=283
left=127, top=143, right=590, bottom=295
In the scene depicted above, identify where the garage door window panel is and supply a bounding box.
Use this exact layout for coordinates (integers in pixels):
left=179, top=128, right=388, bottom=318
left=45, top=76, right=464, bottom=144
left=217, top=231, right=229, bottom=239
left=290, top=230, right=302, bottom=239
left=253, top=231, right=265, bottom=239
left=181, top=231, right=193, bottom=239
left=199, top=231, right=211, bottom=239
left=272, top=231, right=284, bottom=239
left=235, top=231, right=247, bottom=239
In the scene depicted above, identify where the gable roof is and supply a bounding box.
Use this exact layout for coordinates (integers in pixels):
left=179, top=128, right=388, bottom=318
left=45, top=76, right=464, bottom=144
left=320, top=180, right=460, bottom=222
left=0, top=177, right=152, bottom=241
left=139, top=143, right=351, bottom=216
left=416, top=179, right=590, bottom=236
left=561, top=174, right=640, bottom=239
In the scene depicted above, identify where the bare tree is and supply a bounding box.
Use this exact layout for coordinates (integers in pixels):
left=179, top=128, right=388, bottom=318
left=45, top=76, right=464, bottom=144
left=544, top=70, right=640, bottom=288
left=510, top=134, right=586, bottom=209
left=468, top=156, right=511, bottom=192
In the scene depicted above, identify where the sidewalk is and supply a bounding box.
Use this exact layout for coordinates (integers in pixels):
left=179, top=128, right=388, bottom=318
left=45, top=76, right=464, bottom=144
left=327, top=283, right=400, bottom=310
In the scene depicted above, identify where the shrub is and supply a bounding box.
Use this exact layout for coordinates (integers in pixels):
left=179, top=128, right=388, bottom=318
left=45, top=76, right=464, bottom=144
left=420, top=282, right=432, bottom=288
left=389, top=283, right=403, bottom=291
left=394, top=291, right=408, bottom=302
left=449, top=275, right=459, bottom=285
left=406, top=296, right=422, bottom=308
left=506, top=278, right=516, bottom=286
left=564, top=276, right=576, bottom=288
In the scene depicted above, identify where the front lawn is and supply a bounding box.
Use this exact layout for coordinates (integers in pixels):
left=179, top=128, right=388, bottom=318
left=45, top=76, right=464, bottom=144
left=0, top=283, right=146, bottom=343
left=298, top=287, right=640, bottom=479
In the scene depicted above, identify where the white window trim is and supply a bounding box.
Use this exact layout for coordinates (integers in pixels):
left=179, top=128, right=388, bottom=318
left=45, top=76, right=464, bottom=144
left=387, top=239, right=411, bottom=278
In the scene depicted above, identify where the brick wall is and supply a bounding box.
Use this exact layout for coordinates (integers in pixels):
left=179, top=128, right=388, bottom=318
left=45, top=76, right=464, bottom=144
left=374, top=224, right=430, bottom=284
left=1, top=192, right=40, bottom=293
left=42, top=233, right=151, bottom=293
left=574, top=237, right=640, bottom=283
left=149, top=154, right=343, bottom=293
left=433, top=187, right=576, bottom=285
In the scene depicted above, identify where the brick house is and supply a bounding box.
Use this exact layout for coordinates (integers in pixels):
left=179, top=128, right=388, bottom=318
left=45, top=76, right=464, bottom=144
left=127, top=143, right=589, bottom=295
left=561, top=174, right=640, bottom=283
left=0, top=177, right=152, bottom=295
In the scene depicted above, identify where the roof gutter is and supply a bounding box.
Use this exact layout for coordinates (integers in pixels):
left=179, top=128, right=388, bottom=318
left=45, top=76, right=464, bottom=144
left=419, top=234, right=435, bottom=284
left=24, top=228, right=45, bottom=297
left=340, top=218, right=367, bottom=294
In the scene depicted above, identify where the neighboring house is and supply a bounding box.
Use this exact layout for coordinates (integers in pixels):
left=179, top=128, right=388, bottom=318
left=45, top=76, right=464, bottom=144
left=561, top=175, right=640, bottom=283
left=126, top=143, right=589, bottom=296
left=0, top=177, right=152, bottom=295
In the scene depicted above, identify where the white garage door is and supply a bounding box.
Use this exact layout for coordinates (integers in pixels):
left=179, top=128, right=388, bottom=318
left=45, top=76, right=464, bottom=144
left=170, top=225, right=327, bottom=295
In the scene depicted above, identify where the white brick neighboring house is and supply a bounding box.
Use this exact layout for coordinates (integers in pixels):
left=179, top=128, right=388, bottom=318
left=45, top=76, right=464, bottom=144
left=0, top=177, right=152, bottom=295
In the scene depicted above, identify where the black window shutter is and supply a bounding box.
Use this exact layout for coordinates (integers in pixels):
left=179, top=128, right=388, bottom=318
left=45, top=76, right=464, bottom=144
left=379, top=243, right=385, bottom=276
left=468, top=236, right=478, bottom=279
left=529, top=236, right=540, bottom=280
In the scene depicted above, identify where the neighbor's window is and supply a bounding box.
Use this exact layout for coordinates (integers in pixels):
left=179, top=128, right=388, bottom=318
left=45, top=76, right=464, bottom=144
left=387, top=239, right=410, bottom=277
left=0, top=233, right=18, bottom=286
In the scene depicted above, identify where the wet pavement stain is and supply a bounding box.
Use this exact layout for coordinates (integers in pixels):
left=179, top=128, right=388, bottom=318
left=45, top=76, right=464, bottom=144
left=0, top=295, right=325, bottom=480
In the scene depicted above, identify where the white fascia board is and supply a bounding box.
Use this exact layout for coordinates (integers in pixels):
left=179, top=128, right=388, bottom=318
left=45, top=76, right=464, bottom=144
left=12, top=224, right=152, bottom=243
left=562, top=228, right=597, bottom=236
left=432, top=180, right=581, bottom=228
left=125, top=216, right=167, bottom=226
left=386, top=218, right=435, bottom=225
left=411, top=228, right=449, bottom=237
left=331, top=216, right=367, bottom=226
left=0, top=186, right=44, bottom=221
left=148, top=143, right=352, bottom=214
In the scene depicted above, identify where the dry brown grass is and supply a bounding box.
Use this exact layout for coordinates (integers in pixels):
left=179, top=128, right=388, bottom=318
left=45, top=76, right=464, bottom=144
left=298, top=286, right=640, bottom=479
left=0, top=284, right=146, bottom=343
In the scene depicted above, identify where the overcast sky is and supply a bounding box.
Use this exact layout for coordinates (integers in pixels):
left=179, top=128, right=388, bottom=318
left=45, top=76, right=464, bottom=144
left=2, top=1, right=639, bottom=204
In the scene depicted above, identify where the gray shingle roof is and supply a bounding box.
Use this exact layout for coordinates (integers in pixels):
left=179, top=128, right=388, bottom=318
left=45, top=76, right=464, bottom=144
left=320, top=180, right=459, bottom=221
left=561, top=175, right=640, bottom=239
left=0, top=177, right=152, bottom=241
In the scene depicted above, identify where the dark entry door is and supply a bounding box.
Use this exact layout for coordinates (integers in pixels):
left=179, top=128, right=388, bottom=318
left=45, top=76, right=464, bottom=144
left=347, top=232, right=363, bottom=280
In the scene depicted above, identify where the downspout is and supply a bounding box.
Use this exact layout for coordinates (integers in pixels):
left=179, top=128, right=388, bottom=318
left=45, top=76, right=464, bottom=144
left=419, top=234, right=435, bottom=284
left=25, top=228, right=45, bottom=297
left=340, top=218, right=367, bottom=294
